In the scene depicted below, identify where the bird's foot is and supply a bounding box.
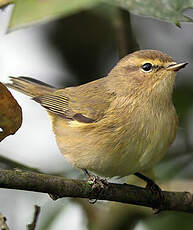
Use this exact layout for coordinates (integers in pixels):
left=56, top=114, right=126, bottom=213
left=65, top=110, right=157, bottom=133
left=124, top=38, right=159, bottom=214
left=83, top=169, right=108, bottom=204
left=134, top=172, right=165, bottom=213
left=145, top=178, right=165, bottom=214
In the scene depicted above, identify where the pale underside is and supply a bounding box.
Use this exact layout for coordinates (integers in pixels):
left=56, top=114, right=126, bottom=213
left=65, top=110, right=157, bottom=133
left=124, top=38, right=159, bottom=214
left=49, top=100, right=177, bottom=178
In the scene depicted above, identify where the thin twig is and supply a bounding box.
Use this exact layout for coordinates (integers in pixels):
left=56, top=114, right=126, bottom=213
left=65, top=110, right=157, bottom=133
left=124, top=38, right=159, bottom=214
left=0, top=155, right=39, bottom=172
left=27, top=205, right=41, bottom=230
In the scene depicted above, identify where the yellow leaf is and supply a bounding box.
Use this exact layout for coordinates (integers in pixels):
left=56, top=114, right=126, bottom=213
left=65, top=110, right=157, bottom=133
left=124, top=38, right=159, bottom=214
left=0, top=83, right=22, bottom=141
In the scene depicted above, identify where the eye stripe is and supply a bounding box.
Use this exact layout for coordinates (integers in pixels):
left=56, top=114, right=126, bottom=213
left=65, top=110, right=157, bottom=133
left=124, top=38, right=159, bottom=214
left=152, top=65, right=164, bottom=71
left=152, top=65, right=163, bottom=68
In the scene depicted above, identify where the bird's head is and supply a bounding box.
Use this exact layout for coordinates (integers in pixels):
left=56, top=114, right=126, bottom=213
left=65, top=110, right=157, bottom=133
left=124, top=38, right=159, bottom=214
left=108, top=50, right=187, bottom=98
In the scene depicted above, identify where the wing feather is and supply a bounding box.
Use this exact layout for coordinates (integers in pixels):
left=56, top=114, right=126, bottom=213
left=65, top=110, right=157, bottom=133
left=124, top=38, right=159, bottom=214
left=33, top=77, right=113, bottom=123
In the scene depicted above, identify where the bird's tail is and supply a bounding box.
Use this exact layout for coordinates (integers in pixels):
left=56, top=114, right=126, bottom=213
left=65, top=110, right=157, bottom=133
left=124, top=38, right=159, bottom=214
left=6, top=76, right=56, bottom=97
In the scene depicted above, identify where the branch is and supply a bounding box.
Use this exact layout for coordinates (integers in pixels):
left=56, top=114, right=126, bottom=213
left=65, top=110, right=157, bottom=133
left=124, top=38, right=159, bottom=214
left=0, top=169, right=192, bottom=213
left=112, top=9, right=139, bottom=58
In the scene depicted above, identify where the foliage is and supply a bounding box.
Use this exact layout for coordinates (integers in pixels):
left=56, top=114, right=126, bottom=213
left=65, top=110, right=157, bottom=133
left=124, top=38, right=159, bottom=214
left=0, top=83, right=22, bottom=142
left=8, top=0, right=193, bottom=29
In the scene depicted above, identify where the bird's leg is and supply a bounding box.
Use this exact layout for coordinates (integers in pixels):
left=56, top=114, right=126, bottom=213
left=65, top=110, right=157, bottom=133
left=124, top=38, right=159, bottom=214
left=134, top=172, right=162, bottom=195
left=83, top=169, right=108, bottom=203
left=83, top=169, right=108, bottom=187
left=134, top=172, right=164, bottom=212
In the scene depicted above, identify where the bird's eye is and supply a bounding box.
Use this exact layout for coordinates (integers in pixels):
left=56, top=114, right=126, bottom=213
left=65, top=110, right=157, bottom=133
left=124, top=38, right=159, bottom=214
left=142, top=63, right=152, bottom=72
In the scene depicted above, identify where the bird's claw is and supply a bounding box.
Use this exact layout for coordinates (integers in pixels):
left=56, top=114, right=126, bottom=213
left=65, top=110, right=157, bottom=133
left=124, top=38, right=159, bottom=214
left=88, top=175, right=108, bottom=189
left=83, top=169, right=108, bottom=203
left=146, top=179, right=165, bottom=213
left=134, top=172, right=165, bottom=213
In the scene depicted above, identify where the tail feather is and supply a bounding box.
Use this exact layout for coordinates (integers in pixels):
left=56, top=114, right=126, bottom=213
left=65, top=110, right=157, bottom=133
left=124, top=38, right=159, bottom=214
left=6, top=76, right=56, bottom=97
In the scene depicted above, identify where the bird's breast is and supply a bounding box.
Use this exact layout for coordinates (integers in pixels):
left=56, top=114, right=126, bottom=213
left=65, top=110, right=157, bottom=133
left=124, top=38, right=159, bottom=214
left=108, top=103, right=178, bottom=176
left=50, top=102, right=178, bottom=178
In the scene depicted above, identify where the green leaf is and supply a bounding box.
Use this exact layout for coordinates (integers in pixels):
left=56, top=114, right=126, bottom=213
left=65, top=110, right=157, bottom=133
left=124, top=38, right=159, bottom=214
left=112, top=0, right=193, bottom=25
left=9, top=0, right=107, bottom=29
left=9, top=0, right=193, bottom=30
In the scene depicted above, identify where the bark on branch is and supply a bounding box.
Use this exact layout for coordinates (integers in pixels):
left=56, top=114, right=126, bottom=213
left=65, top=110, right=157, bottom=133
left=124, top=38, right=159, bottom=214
left=0, top=169, right=192, bottom=213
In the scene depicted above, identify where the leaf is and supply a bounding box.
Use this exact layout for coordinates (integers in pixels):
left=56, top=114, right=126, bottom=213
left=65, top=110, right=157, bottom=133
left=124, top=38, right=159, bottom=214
left=113, top=0, right=193, bottom=25
left=0, top=83, right=22, bottom=141
left=9, top=0, right=107, bottom=29
left=9, top=0, right=193, bottom=30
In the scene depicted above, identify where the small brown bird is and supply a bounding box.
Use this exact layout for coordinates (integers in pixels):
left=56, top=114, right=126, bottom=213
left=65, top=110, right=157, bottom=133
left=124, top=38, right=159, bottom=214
left=7, top=50, right=187, bottom=182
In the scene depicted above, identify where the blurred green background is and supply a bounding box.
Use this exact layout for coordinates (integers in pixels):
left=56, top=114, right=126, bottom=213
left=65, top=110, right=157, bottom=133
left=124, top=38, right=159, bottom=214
left=0, top=0, right=193, bottom=229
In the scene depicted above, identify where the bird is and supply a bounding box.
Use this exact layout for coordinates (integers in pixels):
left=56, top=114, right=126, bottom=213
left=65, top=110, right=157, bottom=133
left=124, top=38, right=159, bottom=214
left=6, top=50, right=187, bottom=186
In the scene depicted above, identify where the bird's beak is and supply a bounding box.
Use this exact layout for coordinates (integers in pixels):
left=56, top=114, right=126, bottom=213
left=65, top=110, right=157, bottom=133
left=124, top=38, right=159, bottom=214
left=166, top=62, right=188, bottom=71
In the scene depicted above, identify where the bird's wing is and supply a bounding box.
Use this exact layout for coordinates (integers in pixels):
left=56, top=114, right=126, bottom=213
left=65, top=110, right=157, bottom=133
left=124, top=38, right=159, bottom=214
left=33, top=78, right=113, bottom=123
